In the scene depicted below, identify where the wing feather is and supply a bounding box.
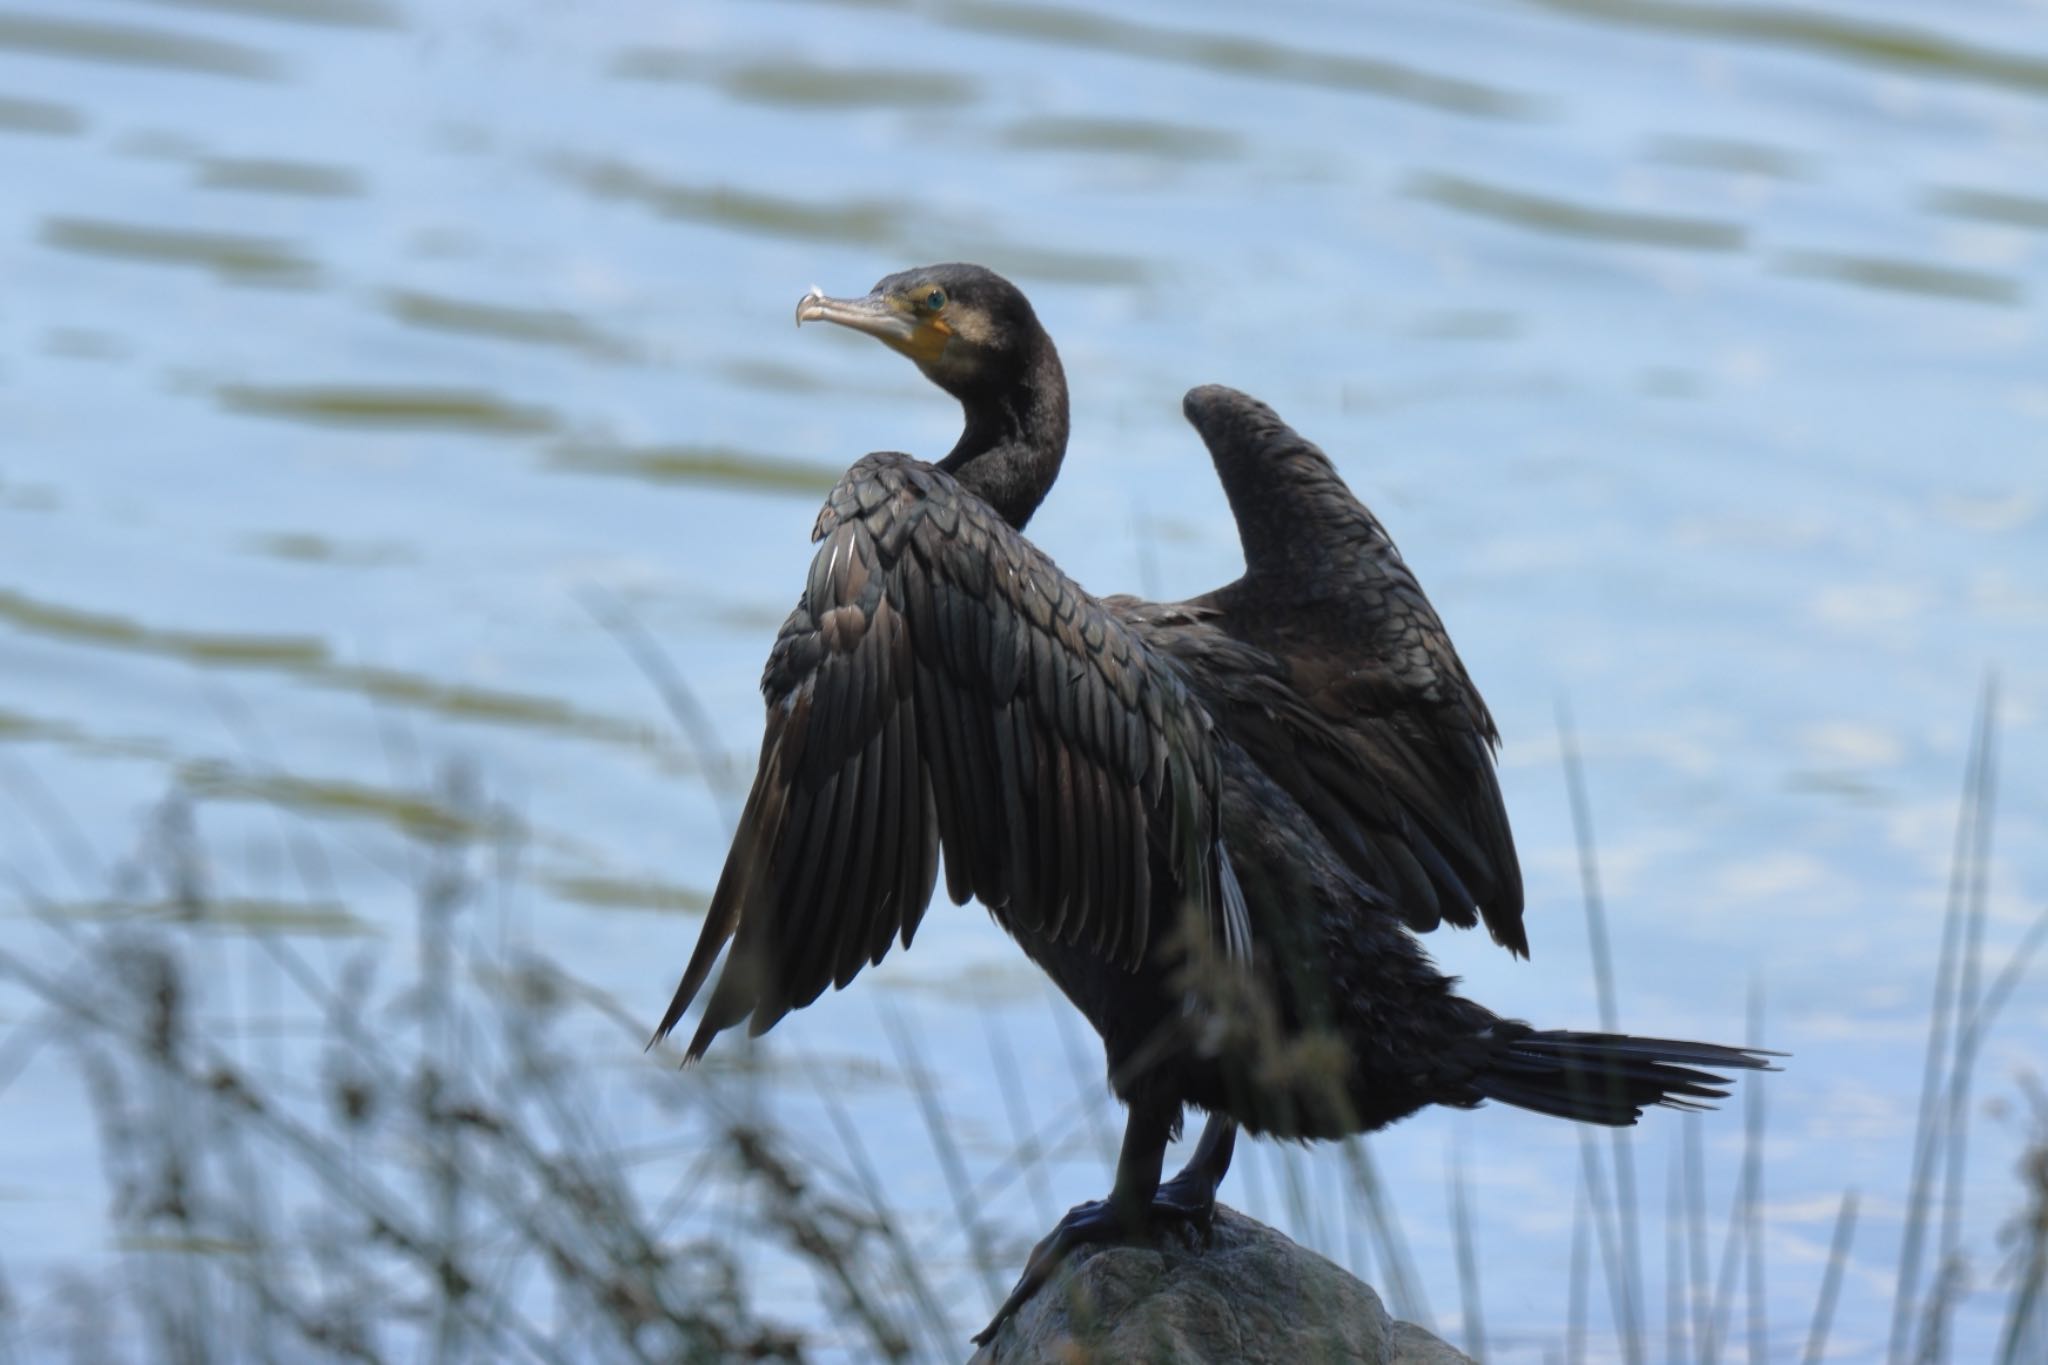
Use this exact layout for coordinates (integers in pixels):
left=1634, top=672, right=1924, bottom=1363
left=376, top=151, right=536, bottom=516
left=656, top=453, right=1231, bottom=1060
left=914, top=665, right=975, bottom=905
left=1176, top=385, right=1527, bottom=956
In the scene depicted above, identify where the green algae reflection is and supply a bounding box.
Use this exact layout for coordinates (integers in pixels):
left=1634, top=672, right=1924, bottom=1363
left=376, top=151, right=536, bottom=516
left=216, top=384, right=557, bottom=434
left=0, top=589, right=692, bottom=770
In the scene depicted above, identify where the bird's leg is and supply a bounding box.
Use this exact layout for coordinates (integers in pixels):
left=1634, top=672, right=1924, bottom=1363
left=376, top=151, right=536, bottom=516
left=1152, top=1113, right=1236, bottom=1221
left=971, top=1099, right=1174, bottom=1346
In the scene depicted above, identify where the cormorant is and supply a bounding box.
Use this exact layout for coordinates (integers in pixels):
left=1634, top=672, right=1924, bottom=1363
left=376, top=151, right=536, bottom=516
left=657, top=264, right=1771, bottom=1343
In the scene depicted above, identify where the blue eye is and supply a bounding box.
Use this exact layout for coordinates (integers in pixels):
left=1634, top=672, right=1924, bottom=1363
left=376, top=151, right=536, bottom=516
left=923, top=288, right=946, bottom=311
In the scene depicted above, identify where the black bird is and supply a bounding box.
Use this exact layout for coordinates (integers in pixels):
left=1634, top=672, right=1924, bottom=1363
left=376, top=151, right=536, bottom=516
left=657, top=264, right=1772, bottom=1342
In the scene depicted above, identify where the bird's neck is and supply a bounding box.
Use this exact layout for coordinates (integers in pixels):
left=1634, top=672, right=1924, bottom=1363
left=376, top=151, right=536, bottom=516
left=939, top=337, right=1069, bottom=532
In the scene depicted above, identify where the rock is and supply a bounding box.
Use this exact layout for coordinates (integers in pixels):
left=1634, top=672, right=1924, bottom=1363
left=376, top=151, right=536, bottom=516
left=968, top=1204, right=1471, bottom=1364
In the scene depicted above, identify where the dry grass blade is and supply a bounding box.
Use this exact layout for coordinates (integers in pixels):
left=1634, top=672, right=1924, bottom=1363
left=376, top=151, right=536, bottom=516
left=983, top=1012, right=1056, bottom=1227
left=0, top=1249, right=17, bottom=1365
left=1686, top=1114, right=1710, bottom=1364
left=1448, top=1141, right=1487, bottom=1363
left=1996, top=1079, right=2046, bottom=1364
left=728, top=1124, right=912, bottom=1361
left=1889, top=676, right=1996, bottom=1364
left=1705, top=1074, right=1755, bottom=1364
left=1667, top=1154, right=1686, bottom=1365
left=1567, top=1175, right=1590, bottom=1365
left=576, top=586, right=741, bottom=834
left=1280, top=1147, right=1320, bottom=1257
left=1801, top=1188, right=1859, bottom=1365
left=1924, top=677, right=2001, bottom=1365
left=1557, top=701, right=1646, bottom=1363
left=878, top=999, right=1005, bottom=1313
left=1340, top=1137, right=1433, bottom=1330
left=1579, top=1129, right=1637, bottom=1360
left=1969, top=906, right=2048, bottom=1046
left=1744, top=987, right=1767, bottom=1365
left=0, top=754, right=105, bottom=893
left=810, top=1071, right=960, bottom=1358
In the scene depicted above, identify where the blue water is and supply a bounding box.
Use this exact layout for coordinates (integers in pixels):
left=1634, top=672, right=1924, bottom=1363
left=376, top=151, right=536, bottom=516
left=3, top=0, right=2045, bottom=1359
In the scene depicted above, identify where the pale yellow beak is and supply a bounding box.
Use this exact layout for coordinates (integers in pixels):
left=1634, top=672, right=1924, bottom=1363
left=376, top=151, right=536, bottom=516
left=795, top=287, right=950, bottom=363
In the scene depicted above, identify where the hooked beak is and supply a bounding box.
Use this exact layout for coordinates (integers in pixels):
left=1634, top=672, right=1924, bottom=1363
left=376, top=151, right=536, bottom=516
left=795, top=287, right=949, bottom=363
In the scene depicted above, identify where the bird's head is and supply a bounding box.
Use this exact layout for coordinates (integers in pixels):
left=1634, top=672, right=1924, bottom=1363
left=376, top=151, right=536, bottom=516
left=795, top=263, right=1047, bottom=403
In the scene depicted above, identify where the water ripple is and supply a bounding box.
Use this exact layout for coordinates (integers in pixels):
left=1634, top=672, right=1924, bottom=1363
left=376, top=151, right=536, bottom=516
left=0, top=587, right=327, bottom=666
left=42, top=217, right=320, bottom=286
left=0, top=91, right=81, bottom=135
left=196, top=156, right=366, bottom=197
left=121, top=0, right=403, bottom=29
left=180, top=759, right=519, bottom=847
left=1407, top=309, right=1524, bottom=342
left=1528, top=0, right=2048, bottom=100
left=27, top=895, right=376, bottom=935
left=548, top=154, right=903, bottom=245
left=543, top=872, right=708, bottom=916
left=216, top=383, right=557, bottom=433
left=381, top=289, right=635, bottom=359
left=611, top=50, right=978, bottom=109
left=1646, top=134, right=1810, bottom=180
left=241, top=531, right=412, bottom=566
left=0, top=587, right=693, bottom=765
left=0, top=11, right=283, bottom=80
left=550, top=442, right=843, bottom=498
left=1408, top=172, right=1748, bottom=251
left=998, top=114, right=1240, bottom=161
left=938, top=0, right=1541, bottom=119
left=1775, top=251, right=2025, bottom=306
left=1924, top=187, right=2048, bottom=234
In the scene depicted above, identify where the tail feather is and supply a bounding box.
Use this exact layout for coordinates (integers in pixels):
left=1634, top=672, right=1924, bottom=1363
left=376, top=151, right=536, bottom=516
left=1474, top=1028, right=1778, bottom=1127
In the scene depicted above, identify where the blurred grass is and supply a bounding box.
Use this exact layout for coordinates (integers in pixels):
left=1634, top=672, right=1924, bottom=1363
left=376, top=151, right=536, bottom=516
left=0, top=682, right=2041, bottom=1361
left=1536, top=679, right=2048, bottom=1365
left=0, top=772, right=938, bottom=1361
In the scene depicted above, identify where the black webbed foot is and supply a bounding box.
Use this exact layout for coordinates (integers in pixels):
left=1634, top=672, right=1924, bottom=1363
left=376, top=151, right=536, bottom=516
left=972, top=1197, right=1122, bottom=1346
left=970, top=1180, right=1224, bottom=1346
left=973, top=1103, right=1219, bottom=1347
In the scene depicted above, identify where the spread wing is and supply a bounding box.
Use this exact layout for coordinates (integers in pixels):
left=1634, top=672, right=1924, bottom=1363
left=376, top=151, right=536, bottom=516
left=656, top=452, right=1240, bottom=1061
left=1176, top=385, right=1526, bottom=956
